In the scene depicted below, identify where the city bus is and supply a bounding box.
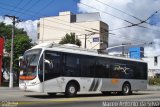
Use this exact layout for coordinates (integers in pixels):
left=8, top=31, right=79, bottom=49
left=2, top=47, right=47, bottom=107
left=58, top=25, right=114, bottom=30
left=19, top=43, right=148, bottom=97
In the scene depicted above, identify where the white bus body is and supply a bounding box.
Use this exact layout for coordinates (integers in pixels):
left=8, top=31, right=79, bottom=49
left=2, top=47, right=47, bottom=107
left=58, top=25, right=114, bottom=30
left=19, top=44, right=147, bottom=97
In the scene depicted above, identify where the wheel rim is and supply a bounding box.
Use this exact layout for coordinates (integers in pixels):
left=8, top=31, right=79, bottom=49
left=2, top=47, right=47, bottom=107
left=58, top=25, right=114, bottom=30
left=69, top=86, right=76, bottom=94
left=123, top=85, right=129, bottom=94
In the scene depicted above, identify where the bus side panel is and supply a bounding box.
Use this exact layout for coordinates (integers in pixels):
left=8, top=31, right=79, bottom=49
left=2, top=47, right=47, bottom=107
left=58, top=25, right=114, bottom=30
left=129, top=80, right=147, bottom=91
left=43, top=77, right=104, bottom=93
left=44, top=78, right=62, bottom=92
left=101, top=78, right=123, bottom=91
left=58, top=77, right=102, bottom=92
left=100, top=79, right=147, bottom=92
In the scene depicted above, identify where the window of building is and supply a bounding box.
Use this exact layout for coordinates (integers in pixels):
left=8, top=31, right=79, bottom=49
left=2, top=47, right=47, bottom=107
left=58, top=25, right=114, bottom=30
left=154, top=56, right=158, bottom=66
left=37, top=22, right=40, bottom=27
left=37, top=33, right=40, bottom=39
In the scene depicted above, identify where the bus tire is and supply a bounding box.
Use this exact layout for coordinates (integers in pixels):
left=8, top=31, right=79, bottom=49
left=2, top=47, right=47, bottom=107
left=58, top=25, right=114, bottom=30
left=65, top=82, right=78, bottom=97
left=121, top=83, right=131, bottom=95
left=48, top=93, right=56, bottom=96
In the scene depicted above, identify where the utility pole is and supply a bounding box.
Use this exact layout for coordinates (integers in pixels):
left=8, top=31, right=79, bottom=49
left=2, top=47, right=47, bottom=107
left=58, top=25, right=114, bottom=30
left=84, top=34, right=87, bottom=48
left=84, top=29, right=97, bottom=49
left=122, top=43, right=125, bottom=56
left=5, top=15, right=19, bottom=88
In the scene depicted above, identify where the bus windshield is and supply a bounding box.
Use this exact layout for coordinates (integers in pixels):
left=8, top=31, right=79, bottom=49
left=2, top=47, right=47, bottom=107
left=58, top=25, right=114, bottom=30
left=19, top=49, right=42, bottom=80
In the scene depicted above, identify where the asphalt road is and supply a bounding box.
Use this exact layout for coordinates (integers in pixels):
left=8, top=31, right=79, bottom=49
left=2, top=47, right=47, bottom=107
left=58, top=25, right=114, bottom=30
left=0, top=87, right=160, bottom=107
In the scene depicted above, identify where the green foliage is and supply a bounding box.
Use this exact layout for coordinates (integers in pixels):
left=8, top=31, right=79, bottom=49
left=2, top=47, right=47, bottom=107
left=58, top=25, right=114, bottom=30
left=148, top=78, right=160, bottom=85
left=59, top=33, right=81, bottom=47
left=0, top=22, right=32, bottom=71
left=0, top=22, right=27, bottom=39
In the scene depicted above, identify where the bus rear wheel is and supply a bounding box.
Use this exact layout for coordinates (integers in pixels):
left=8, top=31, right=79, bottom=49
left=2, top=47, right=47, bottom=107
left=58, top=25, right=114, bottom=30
left=65, top=82, right=78, bottom=97
left=121, top=83, right=132, bottom=95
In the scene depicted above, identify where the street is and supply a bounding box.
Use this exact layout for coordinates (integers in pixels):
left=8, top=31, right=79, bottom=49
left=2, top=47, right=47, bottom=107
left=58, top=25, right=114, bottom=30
left=0, top=87, right=160, bottom=107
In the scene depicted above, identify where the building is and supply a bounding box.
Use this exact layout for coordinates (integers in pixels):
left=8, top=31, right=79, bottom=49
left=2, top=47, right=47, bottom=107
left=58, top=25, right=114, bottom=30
left=128, top=47, right=160, bottom=78
left=0, top=38, right=4, bottom=85
left=129, top=47, right=144, bottom=59
left=37, top=11, right=108, bottom=49
left=142, top=56, right=160, bottom=78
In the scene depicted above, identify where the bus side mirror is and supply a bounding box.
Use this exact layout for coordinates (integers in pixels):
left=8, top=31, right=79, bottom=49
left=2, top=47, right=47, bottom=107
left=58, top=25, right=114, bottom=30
left=19, top=56, right=24, bottom=67
left=19, top=56, right=24, bottom=68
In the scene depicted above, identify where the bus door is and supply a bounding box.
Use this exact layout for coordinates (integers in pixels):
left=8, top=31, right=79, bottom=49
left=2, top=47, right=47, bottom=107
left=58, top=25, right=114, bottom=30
left=43, top=51, right=62, bottom=92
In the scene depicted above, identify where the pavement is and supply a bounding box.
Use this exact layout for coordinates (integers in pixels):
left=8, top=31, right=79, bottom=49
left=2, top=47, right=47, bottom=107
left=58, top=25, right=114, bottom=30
left=146, top=85, right=160, bottom=91
left=0, top=85, right=160, bottom=107
left=0, top=85, right=160, bottom=91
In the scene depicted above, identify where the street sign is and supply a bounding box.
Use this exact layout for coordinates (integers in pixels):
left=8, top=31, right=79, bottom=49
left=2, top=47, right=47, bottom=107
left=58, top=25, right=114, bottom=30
left=93, top=37, right=99, bottom=42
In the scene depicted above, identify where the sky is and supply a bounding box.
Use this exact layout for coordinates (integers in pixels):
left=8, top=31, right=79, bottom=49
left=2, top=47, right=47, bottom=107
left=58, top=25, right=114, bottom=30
left=0, top=0, right=160, bottom=56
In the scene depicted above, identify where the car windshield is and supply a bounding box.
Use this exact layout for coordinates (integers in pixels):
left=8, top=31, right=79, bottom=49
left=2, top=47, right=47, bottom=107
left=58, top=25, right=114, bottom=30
left=20, top=49, right=42, bottom=76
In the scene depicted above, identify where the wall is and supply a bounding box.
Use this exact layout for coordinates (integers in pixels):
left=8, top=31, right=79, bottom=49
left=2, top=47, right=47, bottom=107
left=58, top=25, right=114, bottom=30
left=0, top=38, right=4, bottom=85
left=37, top=11, right=108, bottom=49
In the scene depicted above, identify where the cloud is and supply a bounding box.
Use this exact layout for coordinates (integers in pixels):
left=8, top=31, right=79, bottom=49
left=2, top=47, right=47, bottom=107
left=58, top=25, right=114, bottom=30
left=0, top=16, right=38, bottom=42
left=17, top=20, right=39, bottom=42
left=78, top=0, right=160, bottom=56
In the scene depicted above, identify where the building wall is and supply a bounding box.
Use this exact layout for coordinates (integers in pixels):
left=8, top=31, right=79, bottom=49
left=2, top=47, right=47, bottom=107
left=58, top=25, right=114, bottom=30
left=37, top=11, right=108, bottom=49
left=142, top=56, right=160, bottom=77
left=129, top=47, right=144, bottom=59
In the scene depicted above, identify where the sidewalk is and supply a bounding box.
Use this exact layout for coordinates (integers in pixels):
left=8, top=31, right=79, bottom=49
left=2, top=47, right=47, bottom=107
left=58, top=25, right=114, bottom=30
left=146, top=85, right=160, bottom=91
left=0, top=86, right=19, bottom=90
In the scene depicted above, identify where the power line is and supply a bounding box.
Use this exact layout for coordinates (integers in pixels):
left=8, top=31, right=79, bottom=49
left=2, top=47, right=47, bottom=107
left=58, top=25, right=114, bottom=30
left=144, top=8, right=160, bottom=23
left=18, top=0, right=40, bottom=19
left=28, top=0, right=55, bottom=19
left=0, top=0, right=159, bottom=43
left=110, top=22, right=160, bottom=32
left=8, top=0, right=24, bottom=15
left=44, top=19, right=99, bottom=33
left=0, top=3, right=35, bottom=20
left=42, top=23, right=150, bottom=44
left=79, top=1, right=160, bottom=32
left=0, top=1, right=100, bottom=33
left=79, top=2, right=134, bottom=24
left=2, top=0, right=158, bottom=34
left=94, top=0, right=151, bottom=25
left=15, top=0, right=33, bottom=17
left=42, top=24, right=85, bottom=33
left=79, top=2, right=160, bottom=32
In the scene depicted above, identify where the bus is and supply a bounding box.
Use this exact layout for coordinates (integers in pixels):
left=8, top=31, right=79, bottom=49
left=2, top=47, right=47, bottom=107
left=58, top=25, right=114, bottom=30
left=19, top=43, right=148, bottom=97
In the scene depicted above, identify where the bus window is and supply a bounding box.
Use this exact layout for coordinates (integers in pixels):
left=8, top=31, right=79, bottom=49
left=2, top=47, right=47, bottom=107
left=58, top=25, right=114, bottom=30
left=80, top=55, right=95, bottom=77
left=44, top=51, right=61, bottom=80
left=95, top=58, right=110, bottom=78
left=110, top=64, right=134, bottom=79
left=65, top=54, right=80, bottom=76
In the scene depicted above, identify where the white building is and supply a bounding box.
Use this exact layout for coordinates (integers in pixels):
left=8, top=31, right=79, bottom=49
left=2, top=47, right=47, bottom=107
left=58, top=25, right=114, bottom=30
left=143, top=56, right=160, bottom=78
left=37, top=11, right=108, bottom=49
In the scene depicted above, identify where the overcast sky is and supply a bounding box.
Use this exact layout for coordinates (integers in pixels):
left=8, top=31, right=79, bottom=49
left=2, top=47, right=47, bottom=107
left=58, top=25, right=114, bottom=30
left=0, top=0, right=160, bottom=56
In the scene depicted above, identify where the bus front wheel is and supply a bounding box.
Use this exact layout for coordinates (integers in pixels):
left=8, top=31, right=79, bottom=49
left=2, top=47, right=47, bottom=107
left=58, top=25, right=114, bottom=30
left=65, top=82, right=78, bottom=97
left=121, top=83, right=132, bottom=95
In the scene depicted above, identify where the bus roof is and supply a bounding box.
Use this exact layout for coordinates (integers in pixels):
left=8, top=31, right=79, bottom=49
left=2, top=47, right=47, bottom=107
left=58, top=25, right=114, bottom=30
left=29, top=43, right=146, bottom=63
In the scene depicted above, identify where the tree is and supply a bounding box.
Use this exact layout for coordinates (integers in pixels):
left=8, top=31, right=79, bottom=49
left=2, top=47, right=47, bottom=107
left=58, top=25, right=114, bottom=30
left=5, top=34, right=32, bottom=71
left=0, top=22, right=33, bottom=83
left=0, top=22, right=27, bottom=40
left=59, top=33, right=81, bottom=47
